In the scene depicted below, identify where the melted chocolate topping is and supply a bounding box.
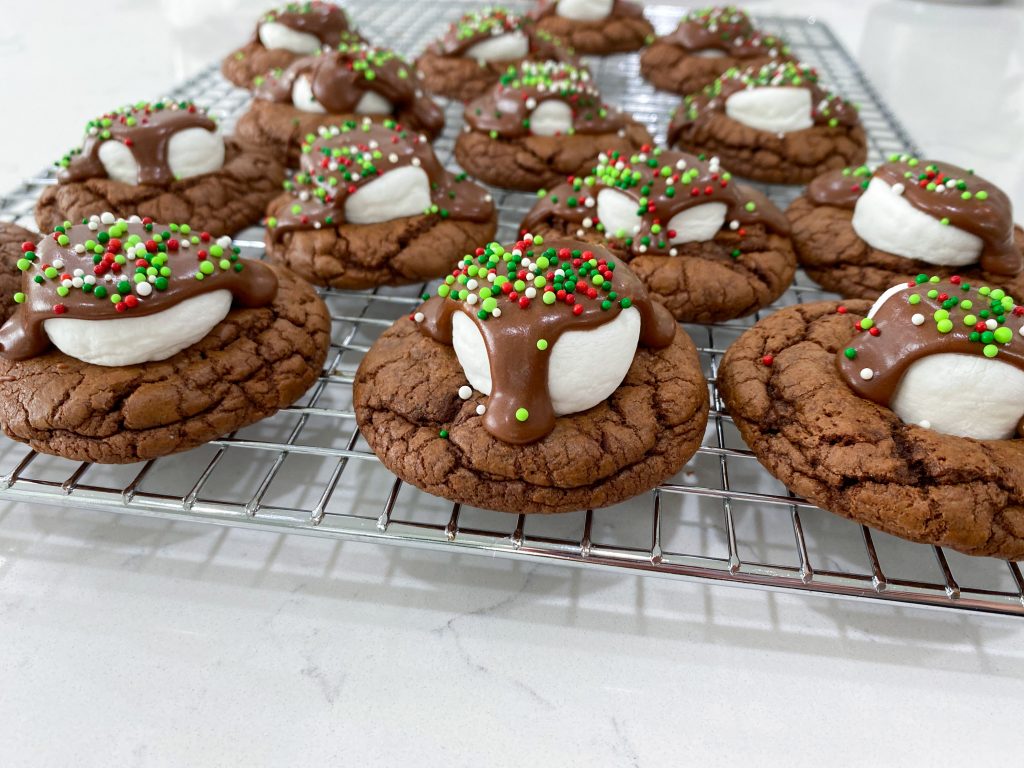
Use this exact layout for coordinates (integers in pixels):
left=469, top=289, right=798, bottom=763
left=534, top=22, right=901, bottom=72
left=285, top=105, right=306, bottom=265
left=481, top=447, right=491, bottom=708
left=255, top=1, right=355, bottom=48
left=522, top=147, right=790, bottom=255
left=58, top=101, right=219, bottom=187
left=267, top=119, right=494, bottom=240
left=0, top=215, right=278, bottom=361
left=837, top=277, right=1024, bottom=436
left=662, top=6, right=790, bottom=58
left=427, top=6, right=576, bottom=61
left=531, top=0, right=644, bottom=21
left=254, top=44, right=444, bottom=136
left=464, top=61, right=626, bottom=140
left=667, top=60, right=859, bottom=145
left=807, top=156, right=1021, bottom=276
left=418, top=236, right=676, bottom=444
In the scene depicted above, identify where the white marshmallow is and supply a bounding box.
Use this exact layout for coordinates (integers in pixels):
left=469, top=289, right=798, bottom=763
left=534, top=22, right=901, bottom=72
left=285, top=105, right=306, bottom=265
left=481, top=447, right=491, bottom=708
left=355, top=90, right=393, bottom=114
left=343, top=165, right=432, bottom=224
left=97, top=127, right=225, bottom=185
left=43, top=290, right=232, bottom=367
left=890, top=353, right=1024, bottom=440
left=464, top=31, right=530, bottom=62
left=291, top=75, right=327, bottom=113
left=529, top=100, right=573, bottom=136
left=557, top=0, right=614, bottom=22
left=668, top=202, right=727, bottom=244
left=258, top=21, right=321, bottom=54
left=695, top=49, right=728, bottom=58
left=596, top=189, right=641, bottom=237
left=852, top=178, right=983, bottom=266
left=725, top=86, right=813, bottom=133
left=451, top=307, right=641, bottom=417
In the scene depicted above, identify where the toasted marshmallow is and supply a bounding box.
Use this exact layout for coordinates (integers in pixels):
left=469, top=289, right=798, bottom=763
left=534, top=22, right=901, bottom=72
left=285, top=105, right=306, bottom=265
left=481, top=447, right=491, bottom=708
left=725, top=86, right=813, bottom=133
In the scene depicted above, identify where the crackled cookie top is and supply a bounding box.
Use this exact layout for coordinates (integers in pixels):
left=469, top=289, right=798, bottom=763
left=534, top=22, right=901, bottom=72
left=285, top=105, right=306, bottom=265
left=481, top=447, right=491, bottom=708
left=417, top=235, right=676, bottom=443
left=668, top=60, right=859, bottom=139
left=808, top=154, right=1019, bottom=276
left=256, top=1, right=354, bottom=47
left=253, top=42, right=444, bottom=134
left=266, top=118, right=494, bottom=239
left=464, top=61, right=626, bottom=139
left=522, top=146, right=790, bottom=256
left=0, top=213, right=277, bottom=362
left=662, top=6, right=789, bottom=58
left=838, top=275, right=1024, bottom=438
left=57, top=101, right=223, bottom=187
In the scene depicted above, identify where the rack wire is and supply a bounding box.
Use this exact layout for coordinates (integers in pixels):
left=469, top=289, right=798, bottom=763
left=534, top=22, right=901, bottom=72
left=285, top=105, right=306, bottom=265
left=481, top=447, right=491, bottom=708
left=1, top=2, right=1021, bottom=617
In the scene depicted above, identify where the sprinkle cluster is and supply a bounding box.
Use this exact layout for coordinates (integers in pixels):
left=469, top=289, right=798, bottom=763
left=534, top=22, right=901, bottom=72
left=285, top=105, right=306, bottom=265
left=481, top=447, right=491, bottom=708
left=684, top=5, right=789, bottom=54
left=844, top=275, right=1024, bottom=362
left=255, top=42, right=412, bottom=88
left=264, top=1, right=341, bottom=22
left=884, top=154, right=986, bottom=207
left=57, top=100, right=206, bottom=169
left=432, top=234, right=634, bottom=319
left=449, top=6, right=522, bottom=40
left=13, top=213, right=243, bottom=315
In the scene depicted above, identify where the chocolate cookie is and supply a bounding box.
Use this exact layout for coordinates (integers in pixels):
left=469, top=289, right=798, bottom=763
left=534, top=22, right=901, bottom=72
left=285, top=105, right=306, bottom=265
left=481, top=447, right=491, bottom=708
left=354, top=236, right=709, bottom=514
left=788, top=158, right=1024, bottom=300
left=520, top=148, right=796, bottom=322
left=264, top=120, right=497, bottom=289
left=221, top=1, right=363, bottom=89
left=640, top=7, right=791, bottom=95
left=0, top=223, right=36, bottom=325
left=0, top=263, right=328, bottom=463
left=668, top=61, right=867, bottom=185
left=531, top=0, right=653, bottom=55
left=718, top=300, right=1024, bottom=560
left=416, top=7, right=578, bottom=102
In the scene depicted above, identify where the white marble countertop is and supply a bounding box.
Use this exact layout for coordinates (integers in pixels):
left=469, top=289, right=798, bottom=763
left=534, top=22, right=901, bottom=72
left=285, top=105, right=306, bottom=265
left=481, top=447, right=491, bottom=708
left=2, top=1, right=1024, bottom=765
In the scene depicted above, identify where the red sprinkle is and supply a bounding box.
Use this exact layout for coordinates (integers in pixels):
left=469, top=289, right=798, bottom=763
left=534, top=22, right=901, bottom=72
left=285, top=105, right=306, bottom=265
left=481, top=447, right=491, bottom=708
left=572, top=304, right=584, bottom=316
left=837, top=306, right=848, bottom=314
left=869, top=327, right=880, bottom=336
left=53, top=304, right=67, bottom=315
left=761, top=354, right=774, bottom=366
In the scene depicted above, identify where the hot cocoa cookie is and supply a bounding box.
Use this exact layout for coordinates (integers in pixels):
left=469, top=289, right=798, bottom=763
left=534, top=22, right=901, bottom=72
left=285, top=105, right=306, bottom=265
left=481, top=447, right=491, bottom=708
left=221, top=1, right=364, bottom=89
left=0, top=214, right=331, bottom=464
left=640, top=6, right=791, bottom=95
left=265, top=119, right=497, bottom=289
left=718, top=281, right=1024, bottom=560
left=668, top=60, right=867, bottom=184
left=521, top=146, right=795, bottom=322
left=235, top=42, right=445, bottom=167
left=0, top=223, right=37, bottom=324
left=36, top=101, right=285, bottom=236
left=454, top=61, right=652, bottom=191
left=354, top=235, right=709, bottom=514
left=416, top=6, right=578, bottom=102
left=788, top=155, right=1024, bottom=300
left=530, top=0, right=653, bottom=55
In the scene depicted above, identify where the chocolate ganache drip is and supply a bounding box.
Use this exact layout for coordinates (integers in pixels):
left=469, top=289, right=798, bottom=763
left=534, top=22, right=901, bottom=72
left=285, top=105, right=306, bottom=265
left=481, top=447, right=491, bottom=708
left=418, top=236, right=676, bottom=444
left=807, top=154, right=1021, bottom=276
left=522, top=146, right=790, bottom=255
left=531, top=0, right=644, bottom=21
left=254, top=1, right=356, bottom=48
left=254, top=43, right=444, bottom=136
left=838, top=276, right=1024, bottom=435
left=464, top=61, right=626, bottom=139
left=267, top=119, right=495, bottom=240
left=667, top=60, right=859, bottom=145
left=428, top=6, right=576, bottom=61
left=663, top=6, right=790, bottom=58
left=0, top=214, right=277, bottom=361
left=58, top=101, right=218, bottom=187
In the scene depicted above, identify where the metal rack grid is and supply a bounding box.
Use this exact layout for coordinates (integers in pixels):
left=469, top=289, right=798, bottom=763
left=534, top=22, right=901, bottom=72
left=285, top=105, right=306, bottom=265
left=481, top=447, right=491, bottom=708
left=1, top=2, right=1022, bottom=617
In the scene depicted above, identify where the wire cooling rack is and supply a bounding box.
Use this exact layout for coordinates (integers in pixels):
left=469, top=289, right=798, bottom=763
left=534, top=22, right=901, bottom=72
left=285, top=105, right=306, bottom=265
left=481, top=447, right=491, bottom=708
left=1, top=2, right=1022, bottom=617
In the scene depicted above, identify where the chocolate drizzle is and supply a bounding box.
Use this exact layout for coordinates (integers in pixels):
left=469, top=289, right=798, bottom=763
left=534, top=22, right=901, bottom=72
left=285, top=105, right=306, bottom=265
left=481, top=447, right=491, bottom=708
left=667, top=60, right=859, bottom=145
left=522, top=147, right=790, bottom=255
left=254, top=1, right=355, bottom=48
left=0, top=216, right=278, bottom=361
left=807, top=156, right=1021, bottom=276
left=254, top=44, right=444, bottom=137
left=267, top=119, right=494, bottom=240
left=58, top=101, right=219, bottom=187
left=531, top=0, right=644, bottom=21
left=464, top=61, right=626, bottom=139
left=428, top=6, right=576, bottom=61
left=662, top=6, right=790, bottom=58
left=418, top=237, right=676, bottom=444
left=837, top=277, right=1024, bottom=436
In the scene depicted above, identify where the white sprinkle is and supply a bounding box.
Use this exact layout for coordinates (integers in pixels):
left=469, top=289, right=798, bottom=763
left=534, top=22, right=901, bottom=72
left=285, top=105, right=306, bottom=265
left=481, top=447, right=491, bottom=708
left=891, top=183, right=905, bottom=196
left=675, top=159, right=687, bottom=170
left=911, top=313, right=925, bottom=325
left=987, top=318, right=998, bottom=330
left=88, top=221, right=99, bottom=231
left=74, top=244, right=86, bottom=254
left=388, top=153, right=399, bottom=163
left=476, top=404, right=486, bottom=416
left=576, top=229, right=585, bottom=237
left=467, top=294, right=479, bottom=305
left=71, top=277, right=84, bottom=288
left=411, top=157, right=422, bottom=167
left=669, top=248, right=679, bottom=257
left=136, top=282, right=153, bottom=297
left=413, top=311, right=424, bottom=323
left=467, top=279, right=478, bottom=290
left=128, top=215, right=141, bottom=223
left=525, top=97, right=537, bottom=109
left=492, top=308, right=501, bottom=318
left=729, top=220, right=740, bottom=231
left=217, top=236, right=232, bottom=248
left=458, top=385, right=472, bottom=400
left=100, top=212, right=115, bottom=224
left=525, top=287, right=537, bottom=299
left=638, top=244, right=648, bottom=253
left=582, top=217, right=593, bottom=228
left=859, top=368, right=874, bottom=380
left=484, top=194, right=493, bottom=202
left=52, top=259, right=64, bottom=269
left=919, top=420, right=931, bottom=429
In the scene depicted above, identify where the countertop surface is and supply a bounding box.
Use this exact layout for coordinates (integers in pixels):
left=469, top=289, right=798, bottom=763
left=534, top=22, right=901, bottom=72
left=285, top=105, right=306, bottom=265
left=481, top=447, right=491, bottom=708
left=2, top=1, right=1024, bottom=765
